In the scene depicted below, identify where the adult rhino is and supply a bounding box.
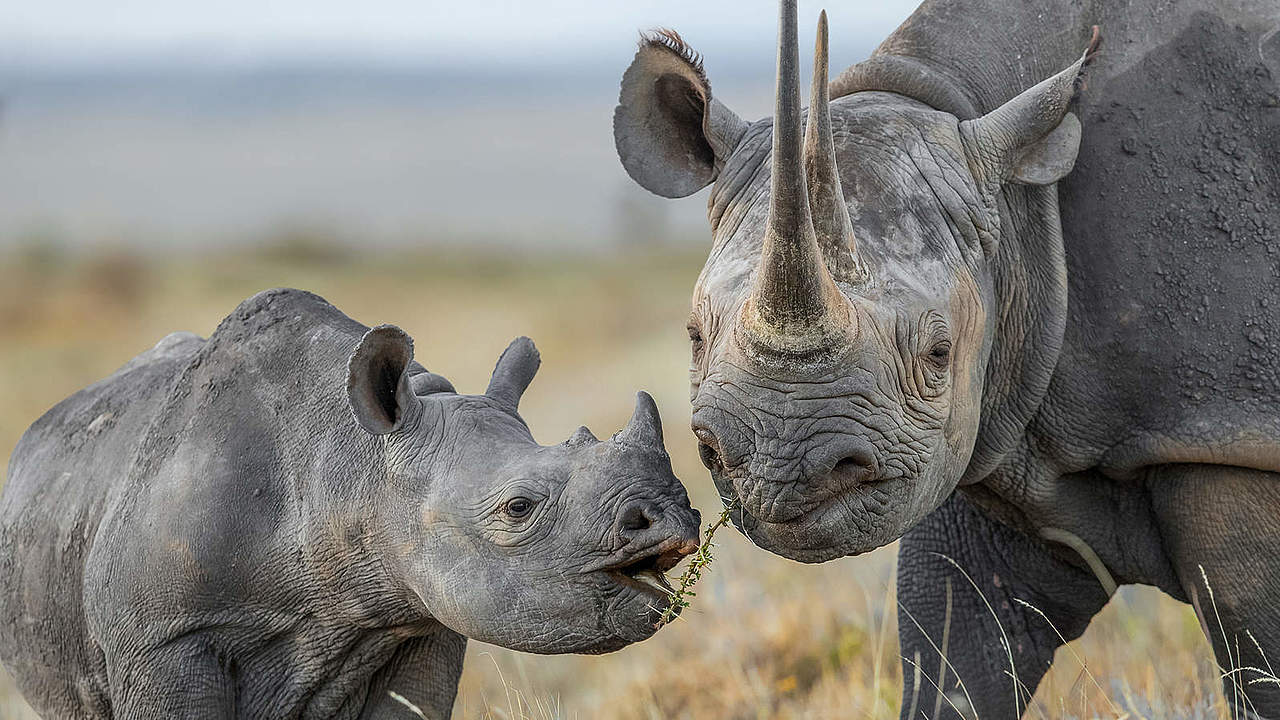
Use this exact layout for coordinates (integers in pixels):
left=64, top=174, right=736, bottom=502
left=0, top=288, right=699, bottom=719
left=614, top=0, right=1280, bottom=716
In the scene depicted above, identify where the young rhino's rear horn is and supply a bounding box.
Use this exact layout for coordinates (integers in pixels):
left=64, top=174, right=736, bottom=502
left=613, top=392, right=665, bottom=449
left=485, top=337, right=541, bottom=411
left=567, top=426, right=599, bottom=445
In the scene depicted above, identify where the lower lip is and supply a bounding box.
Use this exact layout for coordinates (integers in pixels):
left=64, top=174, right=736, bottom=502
left=744, top=473, right=904, bottom=527
left=608, top=571, right=673, bottom=598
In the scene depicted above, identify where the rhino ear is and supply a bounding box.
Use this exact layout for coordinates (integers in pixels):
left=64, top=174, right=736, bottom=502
left=347, top=325, right=419, bottom=435
left=960, top=27, right=1099, bottom=188
left=614, top=30, right=748, bottom=198
left=1005, top=112, right=1081, bottom=185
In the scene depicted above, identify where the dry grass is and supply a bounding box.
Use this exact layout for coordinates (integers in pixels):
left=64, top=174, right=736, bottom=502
left=0, top=247, right=1228, bottom=719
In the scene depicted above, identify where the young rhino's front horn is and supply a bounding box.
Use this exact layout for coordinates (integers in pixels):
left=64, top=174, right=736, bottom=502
left=613, top=392, right=665, bottom=449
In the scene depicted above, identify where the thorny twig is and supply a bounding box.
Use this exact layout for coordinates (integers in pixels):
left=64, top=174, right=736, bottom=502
left=656, top=500, right=736, bottom=627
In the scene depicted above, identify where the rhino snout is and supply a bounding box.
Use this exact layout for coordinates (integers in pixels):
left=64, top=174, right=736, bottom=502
left=615, top=497, right=700, bottom=555
left=695, top=417, right=881, bottom=524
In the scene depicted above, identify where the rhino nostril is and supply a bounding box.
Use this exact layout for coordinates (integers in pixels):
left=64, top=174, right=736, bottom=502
left=619, top=503, right=653, bottom=533
left=692, top=426, right=723, bottom=471
left=697, top=442, right=721, bottom=472
left=830, top=448, right=877, bottom=485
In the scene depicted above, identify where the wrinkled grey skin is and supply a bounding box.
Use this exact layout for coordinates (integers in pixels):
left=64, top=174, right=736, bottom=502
left=0, top=288, right=699, bottom=719
left=615, top=0, right=1280, bottom=716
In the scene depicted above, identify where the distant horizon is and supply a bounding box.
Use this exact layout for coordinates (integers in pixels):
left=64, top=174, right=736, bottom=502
left=0, top=1, right=916, bottom=250
left=1, top=1, right=915, bottom=69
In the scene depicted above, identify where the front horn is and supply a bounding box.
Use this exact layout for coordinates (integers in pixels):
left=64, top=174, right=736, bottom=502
left=741, top=1, right=851, bottom=359
left=613, top=391, right=665, bottom=449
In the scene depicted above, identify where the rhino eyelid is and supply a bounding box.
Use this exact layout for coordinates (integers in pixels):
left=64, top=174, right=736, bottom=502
left=502, top=496, right=536, bottom=519
left=688, top=320, right=708, bottom=368
left=922, top=339, right=952, bottom=374
left=487, top=481, right=548, bottom=506
left=687, top=322, right=704, bottom=345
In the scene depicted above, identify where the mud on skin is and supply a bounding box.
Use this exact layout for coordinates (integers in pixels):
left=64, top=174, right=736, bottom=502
left=0, top=288, right=700, bottom=719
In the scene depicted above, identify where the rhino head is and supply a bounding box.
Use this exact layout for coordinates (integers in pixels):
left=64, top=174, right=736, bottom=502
left=345, top=327, right=700, bottom=653
left=614, top=2, right=1095, bottom=562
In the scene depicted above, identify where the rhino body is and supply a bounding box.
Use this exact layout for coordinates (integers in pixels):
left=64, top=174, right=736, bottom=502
left=881, top=5, right=1280, bottom=718
left=0, top=288, right=699, bottom=719
left=614, top=0, right=1279, bottom=716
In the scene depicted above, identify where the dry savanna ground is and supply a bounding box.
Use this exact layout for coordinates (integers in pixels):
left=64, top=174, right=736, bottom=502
left=0, top=245, right=1230, bottom=719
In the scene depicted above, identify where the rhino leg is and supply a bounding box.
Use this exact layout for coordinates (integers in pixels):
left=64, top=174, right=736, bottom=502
left=358, top=628, right=466, bottom=720
left=108, top=640, right=235, bottom=719
left=896, top=492, right=1110, bottom=720
left=1151, top=464, right=1280, bottom=720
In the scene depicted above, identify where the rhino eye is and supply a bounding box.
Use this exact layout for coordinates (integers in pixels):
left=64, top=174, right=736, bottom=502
left=926, top=340, right=952, bottom=368
left=687, top=322, right=705, bottom=361
left=503, top=497, right=535, bottom=519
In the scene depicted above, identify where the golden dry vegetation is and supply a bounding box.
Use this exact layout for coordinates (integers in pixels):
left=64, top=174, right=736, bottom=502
left=0, top=246, right=1229, bottom=719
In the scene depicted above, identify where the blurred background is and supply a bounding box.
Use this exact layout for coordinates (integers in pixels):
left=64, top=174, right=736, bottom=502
left=0, top=1, right=1228, bottom=717
left=0, top=0, right=916, bottom=251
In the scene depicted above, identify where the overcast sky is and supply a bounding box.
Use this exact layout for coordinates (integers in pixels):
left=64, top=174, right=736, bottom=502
left=0, top=1, right=918, bottom=67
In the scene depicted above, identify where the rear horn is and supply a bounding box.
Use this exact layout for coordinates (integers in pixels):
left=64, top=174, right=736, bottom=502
left=804, top=10, right=865, bottom=283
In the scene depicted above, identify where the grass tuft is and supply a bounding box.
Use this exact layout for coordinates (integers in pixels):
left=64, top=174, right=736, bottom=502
left=389, top=691, right=429, bottom=719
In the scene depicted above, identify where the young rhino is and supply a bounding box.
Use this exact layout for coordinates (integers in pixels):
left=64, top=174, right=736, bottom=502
left=0, top=288, right=700, bottom=720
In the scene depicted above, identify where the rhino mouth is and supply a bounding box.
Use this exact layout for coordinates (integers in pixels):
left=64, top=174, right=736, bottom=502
left=602, top=540, right=693, bottom=598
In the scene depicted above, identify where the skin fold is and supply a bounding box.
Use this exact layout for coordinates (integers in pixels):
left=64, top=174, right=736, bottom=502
left=614, top=0, right=1280, bottom=716
left=0, top=288, right=700, bottom=719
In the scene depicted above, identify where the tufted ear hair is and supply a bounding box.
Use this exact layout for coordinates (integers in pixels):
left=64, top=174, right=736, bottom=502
left=347, top=325, right=419, bottom=435
left=960, top=26, right=1101, bottom=188
left=614, top=30, right=749, bottom=199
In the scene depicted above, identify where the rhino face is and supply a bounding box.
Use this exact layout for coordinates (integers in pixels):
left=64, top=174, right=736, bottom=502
left=688, top=96, right=994, bottom=563
left=614, top=2, right=1093, bottom=561
left=347, top=328, right=699, bottom=653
